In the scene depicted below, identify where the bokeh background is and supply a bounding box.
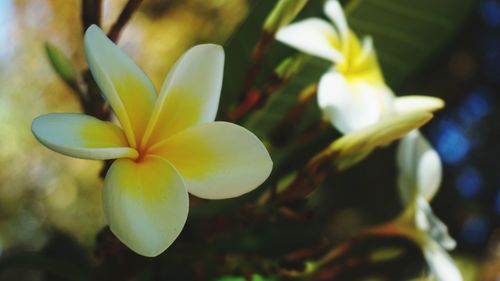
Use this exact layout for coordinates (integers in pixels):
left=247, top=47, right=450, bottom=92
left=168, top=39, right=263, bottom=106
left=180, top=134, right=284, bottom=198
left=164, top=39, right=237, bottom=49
left=0, top=0, right=499, bottom=280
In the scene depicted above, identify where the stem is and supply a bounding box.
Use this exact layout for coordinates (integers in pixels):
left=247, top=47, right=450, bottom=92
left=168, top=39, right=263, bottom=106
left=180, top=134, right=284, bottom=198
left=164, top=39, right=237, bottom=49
left=228, top=71, right=290, bottom=121
left=283, top=234, right=424, bottom=281
left=108, top=0, right=145, bottom=42
left=276, top=148, right=338, bottom=202
left=81, top=0, right=102, bottom=31
left=228, top=31, right=275, bottom=121
left=269, top=84, right=317, bottom=147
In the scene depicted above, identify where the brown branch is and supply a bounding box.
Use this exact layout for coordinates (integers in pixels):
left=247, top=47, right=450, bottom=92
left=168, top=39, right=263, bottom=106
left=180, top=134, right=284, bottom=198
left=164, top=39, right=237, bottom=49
left=282, top=234, right=424, bottom=281
left=276, top=149, right=338, bottom=202
left=81, top=0, right=102, bottom=32
left=107, top=0, right=144, bottom=42
left=228, top=71, right=290, bottom=121
left=240, top=31, right=276, bottom=100
left=227, top=31, right=276, bottom=121
left=269, top=84, right=317, bottom=146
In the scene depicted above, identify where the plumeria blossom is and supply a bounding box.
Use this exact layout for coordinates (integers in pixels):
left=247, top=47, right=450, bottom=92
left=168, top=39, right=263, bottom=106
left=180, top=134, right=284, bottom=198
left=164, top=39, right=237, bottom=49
left=32, top=25, right=273, bottom=257
left=276, top=0, right=443, bottom=134
left=278, top=2, right=460, bottom=278
left=396, top=131, right=462, bottom=280
left=369, top=130, right=462, bottom=281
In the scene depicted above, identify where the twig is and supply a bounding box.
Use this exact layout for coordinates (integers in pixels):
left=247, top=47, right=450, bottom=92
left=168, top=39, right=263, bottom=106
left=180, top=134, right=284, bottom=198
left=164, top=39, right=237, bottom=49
left=81, top=0, right=102, bottom=32
left=228, top=31, right=276, bottom=121
left=282, top=234, right=424, bottom=281
left=276, top=148, right=338, bottom=202
left=269, top=84, right=317, bottom=146
left=108, top=0, right=144, bottom=42
left=228, top=67, right=290, bottom=121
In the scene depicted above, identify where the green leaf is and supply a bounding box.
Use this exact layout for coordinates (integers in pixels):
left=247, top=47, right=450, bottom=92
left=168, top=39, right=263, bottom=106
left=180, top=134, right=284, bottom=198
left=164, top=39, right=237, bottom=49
left=244, top=56, right=329, bottom=138
left=264, top=0, right=309, bottom=33
left=45, top=42, right=78, bottom=89
left=346, top=0, right=477, bottom=86
left=252, top=274, right=279, bottom=281
left=214, top=277, right=246, bottom=281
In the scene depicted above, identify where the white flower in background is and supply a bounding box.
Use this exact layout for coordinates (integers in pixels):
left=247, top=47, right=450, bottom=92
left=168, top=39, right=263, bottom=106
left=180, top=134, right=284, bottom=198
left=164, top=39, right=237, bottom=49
left=278, top=1, right=461, bottom=279
left=276, top=0, right=443, bottom=134
left=392, top=130, right=462, bottom=281
left=365, top=132, right=462, bottom=281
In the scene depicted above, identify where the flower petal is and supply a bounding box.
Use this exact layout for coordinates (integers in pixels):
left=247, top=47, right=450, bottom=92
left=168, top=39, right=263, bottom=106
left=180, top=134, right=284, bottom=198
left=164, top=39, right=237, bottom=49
left=423, top=241, right=463, bottom=281
left=397, top=131, right=442, bottom=202
left=103, top=156, right=188, bottom=257
left=142, top=44, right=225, bottom=146
left=32, top=113, right=137, bottom=160
left=149, top=122, right=273, bottom=200
left=318, top=71, right=393, bottom=133
left=393, top=96, right=445, bottom=115
left=330, top=112, right=433, bottom=157
left=276, top=18, right=344, bottom=62
left=324, top=0, right=349, bottom=52
left=348, top=36, right=386, bottom=83
left=84, top=25, right=156, bottom=147
left=416, top=197, right=456, bottom=250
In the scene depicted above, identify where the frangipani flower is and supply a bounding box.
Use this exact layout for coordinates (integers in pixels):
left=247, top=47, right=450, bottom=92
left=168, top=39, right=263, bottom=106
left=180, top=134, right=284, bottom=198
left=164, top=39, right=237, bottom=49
left=32, top=25, right=273, bottom=257
left=277, top=1, right=458, bottom=278
left=369, top=197, right=462, bottom=281
left=390, top=131, right=462, bottom=281
left=276, top=0, right=443, bottom=134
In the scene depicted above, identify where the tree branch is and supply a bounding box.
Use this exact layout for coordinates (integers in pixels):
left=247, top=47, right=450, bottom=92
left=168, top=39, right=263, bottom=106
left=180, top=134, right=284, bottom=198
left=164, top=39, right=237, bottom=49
left=107, top=0, right=144, bottom=42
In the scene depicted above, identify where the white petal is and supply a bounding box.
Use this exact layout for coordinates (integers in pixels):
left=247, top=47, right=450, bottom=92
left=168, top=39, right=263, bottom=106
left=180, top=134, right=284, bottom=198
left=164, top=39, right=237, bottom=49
left=276, top=18, right=344, bottom=62
left=84, top=25, right=157, bottom=147
left=354, top=36, right=375, bottom=67
left=32, top=113, right=137, bottom=160
left=318, top=71, right=393, bottom=133
left=142, top=44, right=225, bottom=146
left=149, top=122, right=273, bottom=200
left=423, top=241, right=463, bottom=281
left=416, top=198, right=457, bottom=250
left=103, top=156, right=188, bottom=257
left=397, top=131, right=442, bottom=202
left=394, top=96, right=445, bottom=115
left=324, top=0, right=349, bottom=51
left=330, top=112, right=433, bottom=157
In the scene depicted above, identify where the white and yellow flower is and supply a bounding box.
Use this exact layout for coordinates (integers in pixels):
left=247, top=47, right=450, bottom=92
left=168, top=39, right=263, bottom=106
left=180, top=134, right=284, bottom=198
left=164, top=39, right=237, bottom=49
left=277, top=1, right=461, bottom=279
left=276, top=0, right=442, bottom=134
left=382, top=130, right=462, bottom=281
left=32, top=25, right=273, bottom=257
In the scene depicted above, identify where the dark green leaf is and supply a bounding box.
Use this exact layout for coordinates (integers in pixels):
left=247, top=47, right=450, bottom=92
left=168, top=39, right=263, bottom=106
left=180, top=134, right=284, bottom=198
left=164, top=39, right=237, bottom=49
left=346, top=0, right=477, bottom=86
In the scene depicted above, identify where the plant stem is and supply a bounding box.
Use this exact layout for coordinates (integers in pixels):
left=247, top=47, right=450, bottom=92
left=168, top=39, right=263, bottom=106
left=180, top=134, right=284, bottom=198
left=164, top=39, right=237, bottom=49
left=228, top=31, right=275, bottom=120
left=228, top=71, right=291, bottom=121
left=81, top=0, right=102, bottom=31
left=276, top=147, right=338, bottom=202
left=269, top=84, right=317, bottom=147
left=108, top=0, right=145, bottom=42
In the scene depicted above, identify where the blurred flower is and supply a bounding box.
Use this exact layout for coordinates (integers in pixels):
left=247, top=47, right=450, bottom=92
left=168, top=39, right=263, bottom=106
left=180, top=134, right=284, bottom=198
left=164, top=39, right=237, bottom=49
left=376, top=197, right=462, bottom=281
left=397, top=131, right=442, bottom=203
left=32, top=25, right=273, bottom=257
left=276, top=0, right=442, bottom=134
left=374, top=130, right=463, bottom=281
left=277, top=2, right=460, bottom=278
